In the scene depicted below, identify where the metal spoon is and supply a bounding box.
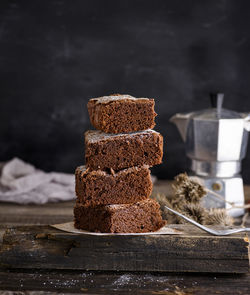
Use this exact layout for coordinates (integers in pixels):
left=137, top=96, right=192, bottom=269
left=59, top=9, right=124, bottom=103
left=165, top=205, right=250, bottom=236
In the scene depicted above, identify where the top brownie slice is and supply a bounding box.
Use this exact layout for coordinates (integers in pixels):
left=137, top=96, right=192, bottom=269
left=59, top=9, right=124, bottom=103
left=85, top=129, right=163, bottom=171
left=87, top=94, right=156, bottom=133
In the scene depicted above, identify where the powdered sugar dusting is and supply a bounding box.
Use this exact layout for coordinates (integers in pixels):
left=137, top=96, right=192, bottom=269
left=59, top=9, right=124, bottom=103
left=105, top=198, right=152, bottom=210
left=115, top=165, right=149, bottom=176
left=89, top=94, right=149, bottom=104
left=76, top=165, right=149, bottom=177
left=85, top=129, right=159, bottom=143
left=76, top=165, right=86, bottom=172
left=77, top=165, right=149, bottom=177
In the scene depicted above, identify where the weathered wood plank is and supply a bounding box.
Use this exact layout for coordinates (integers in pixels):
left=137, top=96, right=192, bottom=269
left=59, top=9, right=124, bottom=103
left=0, top=201, right=74, bottom=226
left=0, top=225, right=249, bottom=273
left=0, top=269, right=250, bottom=294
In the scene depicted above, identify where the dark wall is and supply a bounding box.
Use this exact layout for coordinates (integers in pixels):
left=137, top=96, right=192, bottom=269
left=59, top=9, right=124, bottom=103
left=1, top=0, right=250, bottom=182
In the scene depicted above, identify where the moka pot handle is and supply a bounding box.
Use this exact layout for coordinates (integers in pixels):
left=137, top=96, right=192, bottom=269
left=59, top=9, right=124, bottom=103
left=244, top=113, right=250, bottom=132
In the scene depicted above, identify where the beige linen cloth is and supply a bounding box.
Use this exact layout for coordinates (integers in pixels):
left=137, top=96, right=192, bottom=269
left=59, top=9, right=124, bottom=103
left=0, top=158, right=75, bottom=204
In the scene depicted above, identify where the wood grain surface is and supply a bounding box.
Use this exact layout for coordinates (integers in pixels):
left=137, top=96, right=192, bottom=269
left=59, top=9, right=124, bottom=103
left=0, top=224, right=249, bottom=273
left=0, top=180, right=249, bottom=294
left=0, top=269, right=250, bottom=295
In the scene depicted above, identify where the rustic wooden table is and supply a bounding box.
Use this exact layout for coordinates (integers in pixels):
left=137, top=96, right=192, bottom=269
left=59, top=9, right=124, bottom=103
left=0, top=181, right=249, bottom=294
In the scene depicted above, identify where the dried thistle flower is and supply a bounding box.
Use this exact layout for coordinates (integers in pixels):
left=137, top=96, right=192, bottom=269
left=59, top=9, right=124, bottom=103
left=173, top=173, right=207, bottom=204
left=153, top=173, right=234, bottom=226
left=204, top=208, right=234, bottom=226
left=152, top=193, right=206, bottom=224
left=181, top=203, right=207, bottom=224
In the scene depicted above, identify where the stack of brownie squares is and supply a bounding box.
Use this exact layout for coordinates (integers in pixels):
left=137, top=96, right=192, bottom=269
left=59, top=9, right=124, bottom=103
left=74, top=94, right=166, bottom=233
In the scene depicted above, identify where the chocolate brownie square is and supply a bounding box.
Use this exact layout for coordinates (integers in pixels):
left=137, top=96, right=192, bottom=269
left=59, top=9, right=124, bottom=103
left=75, top=165, right=152, bottom=206
left=85, top=129, right=163, bottom=171
left=87, top=94, right=156, bottom=133
left=74, top=199, right=166, bottom=233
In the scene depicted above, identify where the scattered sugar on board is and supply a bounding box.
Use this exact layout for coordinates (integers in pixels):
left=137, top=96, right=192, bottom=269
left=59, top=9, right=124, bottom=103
left=113, top=274, right=132, bottom=286
left=112, top=274, right=169, bottom=288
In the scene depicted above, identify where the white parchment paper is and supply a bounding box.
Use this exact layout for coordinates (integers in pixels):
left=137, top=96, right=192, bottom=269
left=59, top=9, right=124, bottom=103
left=51, top=222, right=183, bottom=236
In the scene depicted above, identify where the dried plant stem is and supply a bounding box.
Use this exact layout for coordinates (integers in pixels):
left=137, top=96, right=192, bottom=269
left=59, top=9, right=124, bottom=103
left=205, top=188, right=235, bottom=206
left=241, top=212, right=249, bottom=227
left=191, top=176, right=248, bottom=210
left=205, top=187, right=250, bottom=210
left=226, top=203, right=250, bottom=210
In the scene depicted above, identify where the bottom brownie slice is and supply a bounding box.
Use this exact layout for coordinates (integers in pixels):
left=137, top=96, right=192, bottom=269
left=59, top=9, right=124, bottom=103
left=74, top=199, right=166, bottom=233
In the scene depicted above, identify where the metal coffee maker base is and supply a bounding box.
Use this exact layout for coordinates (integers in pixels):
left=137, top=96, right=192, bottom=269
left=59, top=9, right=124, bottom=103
left=193, top=175, right=245, bottom=217
left=170, top=93, right=250, bottom=219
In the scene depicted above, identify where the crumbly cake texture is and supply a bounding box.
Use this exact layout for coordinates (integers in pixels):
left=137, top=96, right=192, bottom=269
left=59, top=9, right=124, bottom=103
left=74, top=199, right=166, bottom=233
left=87, top=94, right=156, bottom=133
left=85, top=129, right=163, bottom=171
left=75, top=165, right=152, bottom=206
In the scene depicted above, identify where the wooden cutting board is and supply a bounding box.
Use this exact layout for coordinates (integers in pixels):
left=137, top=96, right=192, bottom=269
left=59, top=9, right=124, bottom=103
left=0, top=224, right=249, bottom=273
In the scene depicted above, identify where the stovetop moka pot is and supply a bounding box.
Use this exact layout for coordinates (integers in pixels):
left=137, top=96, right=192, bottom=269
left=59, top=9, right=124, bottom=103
left=170, top=93, right=250, bottom=216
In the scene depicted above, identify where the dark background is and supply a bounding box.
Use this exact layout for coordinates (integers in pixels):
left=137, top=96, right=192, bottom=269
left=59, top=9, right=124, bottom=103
left=1, top=0, right=250, bottom=182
